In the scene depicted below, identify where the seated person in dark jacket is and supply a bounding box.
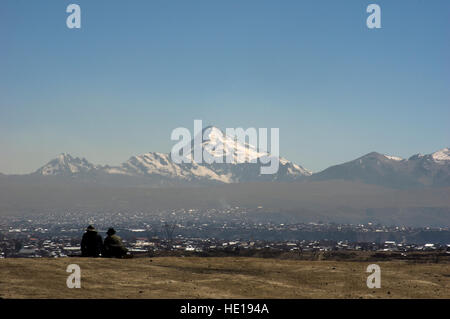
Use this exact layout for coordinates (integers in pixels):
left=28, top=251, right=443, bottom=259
left=81, top=225, right=103, bottom=257
left=103, top=228, right=128, bottom=258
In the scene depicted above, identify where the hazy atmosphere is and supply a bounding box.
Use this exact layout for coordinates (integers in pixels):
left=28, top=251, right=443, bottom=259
left=1, top=0, right=449, bottom=174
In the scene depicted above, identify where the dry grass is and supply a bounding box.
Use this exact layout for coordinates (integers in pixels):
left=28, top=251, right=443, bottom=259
left=0, top=257, right=449, bottom=299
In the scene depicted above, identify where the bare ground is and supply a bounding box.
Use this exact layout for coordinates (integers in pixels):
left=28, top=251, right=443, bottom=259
left=0, top=257, right=448, bottom=299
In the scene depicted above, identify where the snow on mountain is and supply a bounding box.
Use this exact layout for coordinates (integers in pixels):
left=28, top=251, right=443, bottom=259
left=384, top=154, right=403, bottom=161
left=431, top=147, right=450, bottom=163
left=280, top=157, right=312, bottom=176
left=34, top=126, right=310, bottom=183
left=187, top=126, right=311, bottom=181
left=111, top=151, right=232, bottom=183
left=119, top=152, right=184, bottom=177
left=35, top=153, right=96, bottom=176
left=408, top=153, right=424, bottom=161
left=312, top=148, right=450, bottom=188
left=194, top=126, right=269, bottom=164
left=30, top=133, right=448, bottom=188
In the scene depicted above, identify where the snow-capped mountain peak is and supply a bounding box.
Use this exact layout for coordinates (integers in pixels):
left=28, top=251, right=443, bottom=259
left=431, top=147, right=450, bottom=163
left=119, top=152, right=186, bottom=177
left=32, top=125, right=311, bottom=183
left=28, top=145, right=450, bottom=187
left=193, top=126, right=271, bottom=164
left=107, top=125, right=312, bottom=182
left=35, top=153, right=96, bottom=176
left=201, top=126, right=225, bottom=142
left=312, top=147, right=450, bottom=188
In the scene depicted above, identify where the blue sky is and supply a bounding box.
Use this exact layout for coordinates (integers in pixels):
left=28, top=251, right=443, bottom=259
left=1, top=0, right=449, bottom=174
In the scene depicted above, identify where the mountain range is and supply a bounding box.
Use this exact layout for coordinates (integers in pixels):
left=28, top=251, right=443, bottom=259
left=2, top=126, right=449, bottom=189
left=30, top=126, right=312, bottom=186
left=311, top=148, right=450, bottom=188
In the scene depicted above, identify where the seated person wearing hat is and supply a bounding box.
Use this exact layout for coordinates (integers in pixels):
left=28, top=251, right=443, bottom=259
left=81, top=225, right=103, bottom=257
left=102, top=228, right=128, bottom=258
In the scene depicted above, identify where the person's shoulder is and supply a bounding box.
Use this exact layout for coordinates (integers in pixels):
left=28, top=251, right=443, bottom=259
left=112, top=235, right=122, bottom=241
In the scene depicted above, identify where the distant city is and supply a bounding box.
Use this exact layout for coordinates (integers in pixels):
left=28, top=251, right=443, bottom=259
left=1, top=208, right=449, bottom=258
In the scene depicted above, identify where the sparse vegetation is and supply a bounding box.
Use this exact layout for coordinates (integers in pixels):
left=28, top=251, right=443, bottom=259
left=0, top=256, right=448, bottom=299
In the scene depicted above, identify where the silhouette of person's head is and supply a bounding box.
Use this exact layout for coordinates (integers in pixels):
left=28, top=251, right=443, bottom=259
left=107, top=228, right=116, bottom=236
left=86, top=225, right=96, bottom=232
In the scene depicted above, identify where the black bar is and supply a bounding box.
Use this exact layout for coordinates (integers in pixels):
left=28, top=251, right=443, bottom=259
left=0, top=299, right=448, bottom=318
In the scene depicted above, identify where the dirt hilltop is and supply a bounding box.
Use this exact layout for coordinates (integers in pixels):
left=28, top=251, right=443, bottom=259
left=0, top=257, right=449, bottom=299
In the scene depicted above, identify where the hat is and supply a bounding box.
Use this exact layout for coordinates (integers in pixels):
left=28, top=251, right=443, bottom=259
left=86, top=225, right=96, bottom=231
left=106, top=228, right=116, bottom=236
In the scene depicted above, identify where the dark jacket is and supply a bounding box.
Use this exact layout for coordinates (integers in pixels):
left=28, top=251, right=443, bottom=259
left=103, top=234, right=127, bottom=258
left=81, top=230, right=103, bottom=257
